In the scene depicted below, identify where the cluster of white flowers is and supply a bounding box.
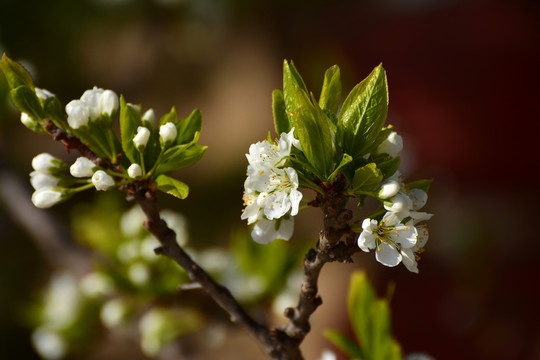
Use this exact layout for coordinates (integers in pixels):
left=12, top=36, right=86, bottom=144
left=358, top=172, right=432, bottom=273
left=241, top=129, right=303, bottom=244
left=30, top=153, right=67, bottom=208
left=65, top=87, right=119, bottom=129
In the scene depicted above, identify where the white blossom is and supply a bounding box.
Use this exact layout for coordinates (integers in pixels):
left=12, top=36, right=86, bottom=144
left=80, top=86, right=105, bottom=120
left=159, top=122, right=177, bottom=145
left=66, top=99, right=90, bottom=129
left=142, top=109, right=155, bottom=124
left=32, top=153, right=60, bottom=173
left=127, top=163, right=143, bottom=178
left=92, top=170, right=115, bottom=191
left=133, top=126, right=150, bottom=149
left=128, top=262, right=150, bottom=285
left=35, top=87, right=55, bottom=101
left=379, top=171, right=402, bottom=199
left=32, top=188, right=64, bottom=208
left=30, top=171, right=59, bottom=190
left=100, top=89, right=119, bottom=116
left=79, top=272, right=114, bottom=297
left=31, top=328, right=67, bottom=360
left=70, top=157, right=95, bottom=178
left=100, top=299, right=128, bottom=328
left=241, top=129, right=303, bottom=243
left=377, top=131, right=403, bottom=157
left=357, top=212, right=419, bottom=269
left=21, top=112, right=34, bottom=127
left=251, top=217, right=294, bottom=244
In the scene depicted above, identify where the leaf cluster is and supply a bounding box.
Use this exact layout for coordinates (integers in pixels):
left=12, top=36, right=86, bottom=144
left=325, top=271, right=403, bottom=360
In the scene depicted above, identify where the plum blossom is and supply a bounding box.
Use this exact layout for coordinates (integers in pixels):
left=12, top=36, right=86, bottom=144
left=159, top=122, right=177, bottom=145
left=32, top=188, right=65, bottom=208
left=127, top=163, right=143, bottom=178
left=133, top=126, right=150, bottom=149
left=377, top=130, right=403, bottom=157
left=65, top=87, right=119, bottom=128
left=241, top=129, right=303, bottom=243
left=358, top=212, right=419, bottom=270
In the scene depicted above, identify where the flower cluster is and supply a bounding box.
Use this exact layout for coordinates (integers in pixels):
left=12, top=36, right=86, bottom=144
left=65, top=86, right=119, bottom=129
left=357, top=134, right=433, bottom=272
left=241, top=129, right=303, bottom=244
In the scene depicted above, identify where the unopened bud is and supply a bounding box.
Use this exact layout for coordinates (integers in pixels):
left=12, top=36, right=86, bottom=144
left=133, top=127, right=150, bottom=149
left=80, top=86, right=104, bottom=120
left=159, top=122, right=177, bottom=145
left=66, top=100, right=90, bottom=129
left=30, top=171, right=59, bottom=190
left=127, top=163, right=143, bottom=179
left=32, top=153, right=62, bottom=173
left=70, top=157, right=96, bottom=178
left=101, top=90, right=119, bottom=116
left=142, top=109, right=155, bottom=124
left=377, top=131, right=403, bottom=158
left=31, top=188, right=65, bottom=208
left=92, top=170, right=115, bottom=191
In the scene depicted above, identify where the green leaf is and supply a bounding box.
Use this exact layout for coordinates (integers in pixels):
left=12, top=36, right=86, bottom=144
left=176, top=109, right=201, bottom=145
left=155, top=174, right=189, bottom=199
left=328, top=153, right=352, bottom=182
left=370, top=300, right=393, bottom=360
left=348, top=271, right=376, bottom=356
left=376, top=156, right=401, bottom=180
left=159, top=106, right=178, bottom=126
left=10, top=85, right=43, bottom=121
left=119, top=96, right=142, bottom=163
left=324, top=330, right=364, bottom=359
left=288, top=87, right=333, bottom=178
left=352, top=163, right=383, bottom=193
left=155, top=144, right=207, bottom=175
left=406, top=178, right=433, bottom=192
left=272, top=89, right=291, bottom=135
left=319, top=65, right=342, bottom=115
left=368, top=124, right=393, bottom=154
left=0, top=53, right=35, bottom=90
left=339, top=64, right=388, bottom=158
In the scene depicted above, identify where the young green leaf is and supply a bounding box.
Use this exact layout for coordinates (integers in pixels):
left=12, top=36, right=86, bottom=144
left=327, top=153, right=352, bottom=182
left=9, top=86, right=43, bottom=121
left=406, top=178, right=433, bottom=192
left=155, top=174, right=189, bottom=199
left=319, top=65, right=342, bottom=115
left=348, top=271, right=376, bottom=356
left=155, top=144, right=207, bottom=175
left=272, top=89, right=291, bottom=135
left=376, top=156, right=401, bottom=180
left=159, top=107, right=178, bottom=126
left=324, top=330, right=364, bottom=359
left=352, top=163, right=383, bottom=193
left=176, top=109, right=202, bottom=145
left=119, top=96, right=142, bottom=163
left=339, top=64, right=388, bottom=158
left=0, top=53, right=35, bottom=90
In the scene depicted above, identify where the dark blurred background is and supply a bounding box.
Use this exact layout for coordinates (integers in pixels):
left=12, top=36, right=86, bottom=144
left=1, top=0, right=539, bottom=359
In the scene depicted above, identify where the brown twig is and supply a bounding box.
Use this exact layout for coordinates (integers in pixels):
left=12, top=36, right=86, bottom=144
left=41, top=122, right=359, bottom=360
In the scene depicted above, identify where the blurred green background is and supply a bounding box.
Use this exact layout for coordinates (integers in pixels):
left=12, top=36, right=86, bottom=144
left=1, top=0, right=539, bottom=359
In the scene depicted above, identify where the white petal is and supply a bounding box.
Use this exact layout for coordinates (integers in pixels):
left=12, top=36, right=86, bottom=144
left=375, top=242, right=402, bottom=267
left=389, top=222, right=417, bottom=249
left=401, top=249, right=418, bottom=273
left=289, top=189, right=303, bottom=216
left=384, top=193, right=412, bottom=213
left=251, top=219, right=278, bottom=244
left=358, top=231, right=376, bottom=252
left=264, top=192, right=290, bottom=220
left=409, top=211, right=433, bottom=224
left=275, top=217, right=294, bottom=241
left=416, top=224, right=429, bottom=248
left=408, top=188, right=428, bottom=211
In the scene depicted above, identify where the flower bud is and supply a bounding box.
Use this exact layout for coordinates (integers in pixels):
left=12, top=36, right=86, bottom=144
left=31, top=188, right=65, bottom=208
left=92, top=170, right=115, bottom=191
left=127, top=163, right=142, bottom=179
left=21, top=112, right=34, bottom=127
left=142, top=109, right=155, bottom=124
left=101, top=90, right=119, bottom=116
left=70, top=157, right=96, bottom=178
left=377, top=131, right=403, bottom=158
left=384, top=193, right=412, bottom=213
left=35, top=88, right=54, bottom=101
left=32, top=153, right=62, bottom=173
left=159, top=122, right=177, bottom=145
left=66, top=100, right=90, bottom=129
left=80, top=86, right=104, bottom=120
left=133, top=127, right=150, bottom=149
left=30, top=171, right=59, bottom=190
left=379, top=179, right=400, bottom=199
